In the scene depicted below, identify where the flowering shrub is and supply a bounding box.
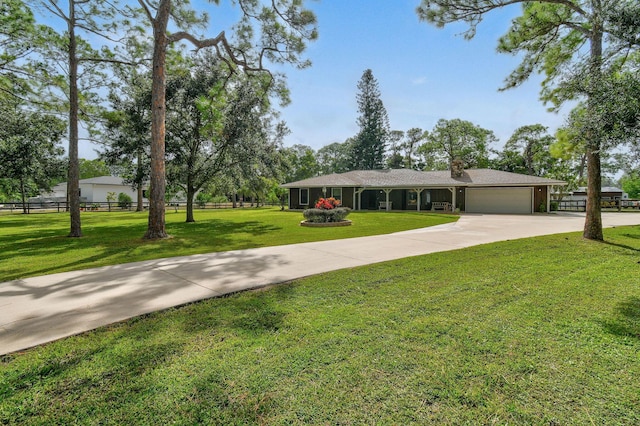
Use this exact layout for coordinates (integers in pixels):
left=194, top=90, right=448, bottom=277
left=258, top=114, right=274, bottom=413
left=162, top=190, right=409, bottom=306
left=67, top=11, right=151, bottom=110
left=302, top=197, right=350, bottom=223
left=303, top=207, right=351, bottom=223
left=315, top=197, right=341, bottom=210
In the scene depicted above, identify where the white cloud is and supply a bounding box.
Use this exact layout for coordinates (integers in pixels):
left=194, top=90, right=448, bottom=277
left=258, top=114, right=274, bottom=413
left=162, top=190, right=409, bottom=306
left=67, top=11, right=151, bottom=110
left=411, top=76, right=428, bottom=85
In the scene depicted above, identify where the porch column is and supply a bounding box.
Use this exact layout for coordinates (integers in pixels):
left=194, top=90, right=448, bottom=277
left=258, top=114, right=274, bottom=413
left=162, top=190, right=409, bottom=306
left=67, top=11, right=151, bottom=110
left=383, top=189, right=392, bottom=211
left=448, top=187, right=457, bottom=212
left=352, top=187, right=356, bottom=211
left=413, top=188, right=425, bottom=212
left=354, top=188, right=365, bottom=211
left=547, top=185, right=551, bottom=213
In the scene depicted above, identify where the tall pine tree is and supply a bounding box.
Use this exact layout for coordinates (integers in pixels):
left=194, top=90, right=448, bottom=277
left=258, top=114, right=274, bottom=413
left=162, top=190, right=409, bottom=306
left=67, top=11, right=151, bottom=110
left=351, top=69, right=390, bottom=170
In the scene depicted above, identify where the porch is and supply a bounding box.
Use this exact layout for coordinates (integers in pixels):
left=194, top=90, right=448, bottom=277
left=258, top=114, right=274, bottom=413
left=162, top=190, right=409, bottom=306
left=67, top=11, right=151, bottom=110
left=354, top=188, right=463, bottom=212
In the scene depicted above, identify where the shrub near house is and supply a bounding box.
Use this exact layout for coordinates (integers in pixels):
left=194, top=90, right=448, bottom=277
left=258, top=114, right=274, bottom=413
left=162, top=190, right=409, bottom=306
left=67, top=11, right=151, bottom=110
left=303, top=197, right=351, bottom=223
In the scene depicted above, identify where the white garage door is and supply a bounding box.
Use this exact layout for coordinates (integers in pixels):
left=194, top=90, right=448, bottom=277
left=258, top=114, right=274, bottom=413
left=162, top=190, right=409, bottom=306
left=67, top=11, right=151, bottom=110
left=466, top=187, right=533, bottom=214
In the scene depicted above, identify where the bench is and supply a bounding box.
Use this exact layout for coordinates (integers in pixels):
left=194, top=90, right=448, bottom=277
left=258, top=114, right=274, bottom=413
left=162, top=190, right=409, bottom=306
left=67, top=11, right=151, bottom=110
left=431, top=201, right=451, bottom=211
left=379, top=201, right=392, bottom=210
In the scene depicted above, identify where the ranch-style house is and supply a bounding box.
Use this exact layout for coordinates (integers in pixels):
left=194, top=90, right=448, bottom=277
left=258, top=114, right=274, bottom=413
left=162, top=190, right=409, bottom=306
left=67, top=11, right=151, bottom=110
left=282, top=168, right=567, bottom=215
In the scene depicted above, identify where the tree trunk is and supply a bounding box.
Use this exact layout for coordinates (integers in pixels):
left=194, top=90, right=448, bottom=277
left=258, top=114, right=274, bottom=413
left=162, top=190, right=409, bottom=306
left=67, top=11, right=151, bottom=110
left=583, top=26, right=603, bottom=241
left=67, top=0, right=82, bottom=237
left=186, top=186, right=195, bottom=223
left=20, top=178, right=27, bottom=214
left=136, top=149, right=144, bottom=211
left=144, top=0, right=170, bottom=239
left=583, top=144, right=603, bottom=240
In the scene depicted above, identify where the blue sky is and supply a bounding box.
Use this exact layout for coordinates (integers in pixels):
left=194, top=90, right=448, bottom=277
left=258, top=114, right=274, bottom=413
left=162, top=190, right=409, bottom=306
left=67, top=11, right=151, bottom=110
left=71, top=0, right=572, bottom=158
left=265, top=0, right=571, bottom=152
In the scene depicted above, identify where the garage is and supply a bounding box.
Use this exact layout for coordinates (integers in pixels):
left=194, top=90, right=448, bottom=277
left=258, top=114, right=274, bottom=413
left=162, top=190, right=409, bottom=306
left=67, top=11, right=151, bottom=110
left=466, top=187, right=533, bottom=214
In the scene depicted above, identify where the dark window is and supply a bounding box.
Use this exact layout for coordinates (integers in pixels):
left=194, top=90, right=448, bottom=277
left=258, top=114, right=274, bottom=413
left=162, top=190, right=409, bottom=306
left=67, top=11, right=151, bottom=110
left=300, top=188, right=309, bottom=205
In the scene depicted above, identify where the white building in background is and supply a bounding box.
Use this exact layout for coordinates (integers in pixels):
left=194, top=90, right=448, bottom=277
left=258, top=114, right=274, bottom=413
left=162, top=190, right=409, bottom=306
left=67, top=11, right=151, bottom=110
left=39, top=176, right=145, bottom=203
left=569, top=186, right=628, bottom=201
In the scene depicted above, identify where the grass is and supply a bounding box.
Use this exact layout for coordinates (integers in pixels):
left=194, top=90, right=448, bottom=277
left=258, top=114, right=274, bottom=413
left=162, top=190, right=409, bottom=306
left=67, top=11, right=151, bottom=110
left=0, top=207, right=457, bottom=281
left=1, top=225, right=639, bottom=424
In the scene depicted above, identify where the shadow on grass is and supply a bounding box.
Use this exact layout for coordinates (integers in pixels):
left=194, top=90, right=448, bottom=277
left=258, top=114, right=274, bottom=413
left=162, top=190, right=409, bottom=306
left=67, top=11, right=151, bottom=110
left=0, top=218, right=282, bottom=281
left=0, top=248, right=291, bottom=355
left=603, top=297, right=640, bottom=340
left=603, top=240, right=640, bottom=253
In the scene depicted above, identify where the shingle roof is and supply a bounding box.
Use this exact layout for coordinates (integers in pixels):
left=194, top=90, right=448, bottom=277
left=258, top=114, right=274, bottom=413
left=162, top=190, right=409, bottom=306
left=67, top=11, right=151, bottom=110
left=79, top=176, right=127, bottom=185
left=281, top=169, right=566, bottom=188
left=575, top=186, right=624, bottom=193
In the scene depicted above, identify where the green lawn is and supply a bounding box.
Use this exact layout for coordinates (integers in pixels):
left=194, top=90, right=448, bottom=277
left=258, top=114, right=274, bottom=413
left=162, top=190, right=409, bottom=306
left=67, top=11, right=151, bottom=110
left=0, top=207, right=457, bottom=281
left=1, top=226, right=639, bottom=424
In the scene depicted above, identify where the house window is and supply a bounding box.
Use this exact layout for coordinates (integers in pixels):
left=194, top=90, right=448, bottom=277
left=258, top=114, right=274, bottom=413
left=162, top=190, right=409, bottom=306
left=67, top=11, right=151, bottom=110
left=331, top=188, right=342, bottom=201
left=299, top=188, right=309, bottom=205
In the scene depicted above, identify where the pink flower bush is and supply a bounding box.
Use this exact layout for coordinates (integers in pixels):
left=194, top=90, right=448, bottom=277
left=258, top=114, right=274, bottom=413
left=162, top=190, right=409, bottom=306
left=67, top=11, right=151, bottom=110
left=315, top=197, right=341, bottom=210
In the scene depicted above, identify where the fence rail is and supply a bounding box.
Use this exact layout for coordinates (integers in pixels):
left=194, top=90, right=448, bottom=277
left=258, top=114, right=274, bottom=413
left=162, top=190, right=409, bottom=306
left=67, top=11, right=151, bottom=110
left=0, top=201, right=279, bottom=214
left=554, top=199, right=640, bottom=212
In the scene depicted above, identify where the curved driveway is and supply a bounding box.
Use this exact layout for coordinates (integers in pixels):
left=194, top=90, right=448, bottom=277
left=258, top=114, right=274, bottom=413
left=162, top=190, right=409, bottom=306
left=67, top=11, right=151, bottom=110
left=1, top=212, right=639, bottom=355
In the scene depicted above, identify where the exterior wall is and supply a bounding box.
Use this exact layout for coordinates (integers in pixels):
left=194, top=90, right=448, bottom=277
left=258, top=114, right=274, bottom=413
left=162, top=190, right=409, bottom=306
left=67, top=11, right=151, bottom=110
left=289, top=186, right=547, bottom=213
left=49, top=183, right=142, bottom=203
left=309, top=188, right=324, bottom=206
left=79, top=184, right=94, bottom=202
left=337, top=187, right=354, bottom=209
left=288, top=187, right=327, bottom=209
left=455, top=187, right=466, bottom=211
left=289, top=188, right=303, bottom=209
left=86, top=184, right=140, bottom=203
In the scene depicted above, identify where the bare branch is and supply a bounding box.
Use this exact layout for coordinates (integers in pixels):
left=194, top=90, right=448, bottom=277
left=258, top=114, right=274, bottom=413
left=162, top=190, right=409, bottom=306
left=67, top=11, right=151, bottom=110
left=137, top=0, right=154, bottom=24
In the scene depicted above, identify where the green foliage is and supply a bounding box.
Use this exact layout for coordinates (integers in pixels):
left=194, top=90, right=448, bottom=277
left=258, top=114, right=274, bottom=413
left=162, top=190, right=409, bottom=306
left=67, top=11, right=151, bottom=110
left=282, top=144, right=319, bottom=182
left=403, top=127, right=426, bottom=169
left=492, top=124, right=557, bottom=177
left=0, top=178, right=20, bottom=202
left=165, top=53, right=287, bottom=221
left=117, top=192, right=132, bottom=209
left=620, top=173, right=640, bottom=199
left=419, top=118, right=496, bottom=170
left=416, top=0, right=640, bottom=241
left=351, top=69, right=389, bottom=170
left=2, top=227, right=640, bottom=423
left=79, top=158, right=111, bottom=179
left=100, top=67, right=152, bottom=199
left=317, top=141, right=352, bottom=175
left=211, top=195, right=229, bottom=204
left=106, top=192, right=116, bottom=203
left=0, top=0, right=36, bottom=95
left=195, top=191, right=212, bottom=207
left=140, top=0, right=318, bottom=237
left=0, top=103, right=66, bottom=209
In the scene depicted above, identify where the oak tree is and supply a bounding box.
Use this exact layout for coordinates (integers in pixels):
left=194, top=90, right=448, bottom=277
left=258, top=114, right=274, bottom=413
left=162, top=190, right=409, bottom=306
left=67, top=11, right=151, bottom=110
left=419, top=118, right=496, bottom=170
left=0, top=102, right=66, bottom=212
left=138, top=0, right=317, bottom=238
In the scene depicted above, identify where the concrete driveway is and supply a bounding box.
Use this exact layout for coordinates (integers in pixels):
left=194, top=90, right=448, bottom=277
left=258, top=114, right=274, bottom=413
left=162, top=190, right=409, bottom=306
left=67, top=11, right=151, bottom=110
left=1, top=212, right=639, bottom=355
